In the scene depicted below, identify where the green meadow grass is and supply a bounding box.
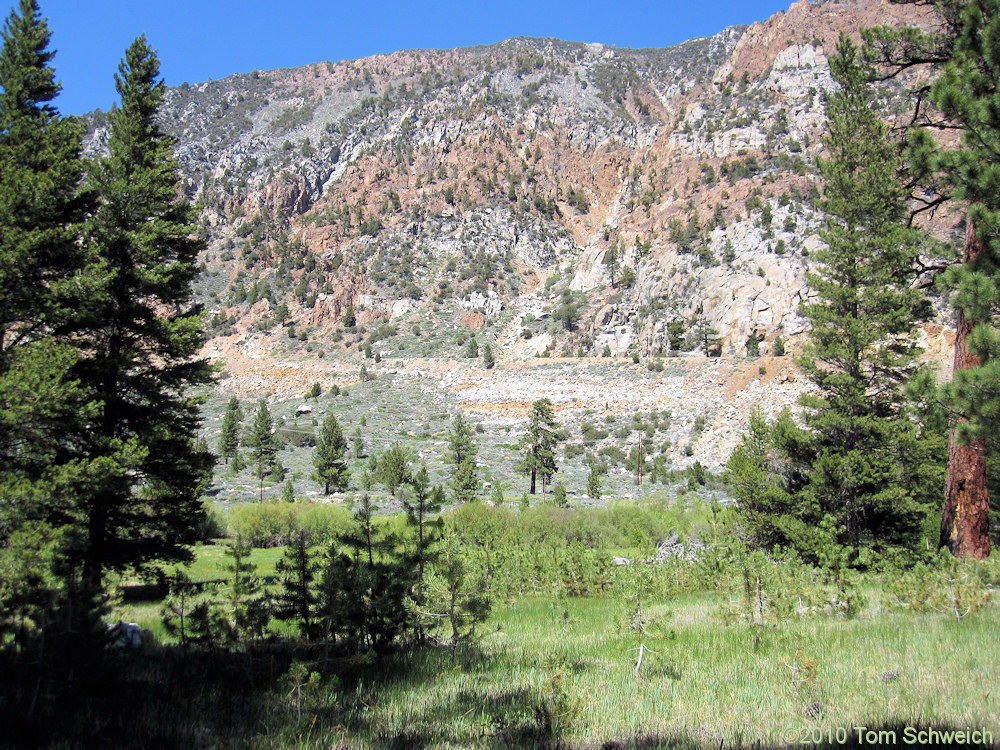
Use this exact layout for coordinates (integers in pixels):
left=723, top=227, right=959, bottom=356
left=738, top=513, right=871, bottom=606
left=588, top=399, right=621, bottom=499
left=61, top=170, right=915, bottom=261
left=92, top=516, right=1000, bottom=750
left=263, top=594, right=995, bottom=749
left=105, top=553, right=998, bottom=749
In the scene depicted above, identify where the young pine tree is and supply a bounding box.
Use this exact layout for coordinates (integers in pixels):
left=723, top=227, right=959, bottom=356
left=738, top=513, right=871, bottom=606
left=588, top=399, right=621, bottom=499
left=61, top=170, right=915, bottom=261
left=224, top=535, right=270, bottom=640
left=246, top=401, right=278, bottom=501
left=274, top=530, right=319, bottom=639
left=217, top=396, right=244, bottom=465
left=327, top=495, right=412, bottom=651
left=313, top=414, right=349, bottom=494
left=464, top=336, right=479, bottom=359
left=402, top=464, right=445, bottom=642
left=518, top=398, right=560, bottom=494
left=414, top=527, right=490, bottom=661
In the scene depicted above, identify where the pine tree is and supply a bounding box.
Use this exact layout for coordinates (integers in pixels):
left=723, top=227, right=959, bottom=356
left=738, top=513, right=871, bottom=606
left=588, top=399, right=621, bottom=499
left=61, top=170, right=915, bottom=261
left=727, top=37, right=944, bottom=563
left=0, top=1, right=96, bottom=647
left=447, top=414, right=477, bottom=468
left=401, top=465, right=444, bottom=642
left=553, top=483, right=568, bottom=507
left=377, top=444, right=411, bottom=494
left=816, top=36, right=944, bottom=557
left=246, top=400, right=278, bottom=501
left=75, top=35, right=214, bottom=594
left=482, top=343, right=495, bottom=369
left=464, top=336, right=479, bottom=359
left=217, top=395, right=243, bottom=464
left=269, top=456, right=285, bottom=484
left=865, top=0, right=1000, bottom=557
left=323, top=495, right=411, bottom=651
left=692, top=316, right=721, bottom=357
left=274, top=530, right=319, bottom=639
left=587, top=464, right=603, bottom=500
left=224, top=535, right=270, bottom=640
left=160, top=569, right=197, bottom=647
left=667, top=319, right=686, bottom=352
left=518, top=398, right=561, bottom=494
left=313, top=414, right=349, bottom=494
left=413, top=527, right=490, bottom=661
left=724, top=409, right=799, bottom=550
left=0, top=0, right=91, bottom=363
left=451, top=456, right=479, bottom=503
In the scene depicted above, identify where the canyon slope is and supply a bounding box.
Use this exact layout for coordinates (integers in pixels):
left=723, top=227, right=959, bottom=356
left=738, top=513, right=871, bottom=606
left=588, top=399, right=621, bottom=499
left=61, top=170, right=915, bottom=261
left=85, top=0, right=956, bottom=468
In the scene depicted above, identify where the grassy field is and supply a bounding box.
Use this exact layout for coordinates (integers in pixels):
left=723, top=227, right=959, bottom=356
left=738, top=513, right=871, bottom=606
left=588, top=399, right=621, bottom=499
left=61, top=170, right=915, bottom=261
left=92, top=537, right=1000, bottom=750
left=271, top=595, right=998, bottom=749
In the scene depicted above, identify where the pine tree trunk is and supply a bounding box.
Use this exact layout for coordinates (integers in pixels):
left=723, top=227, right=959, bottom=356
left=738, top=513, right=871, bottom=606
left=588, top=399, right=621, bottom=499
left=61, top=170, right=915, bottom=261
left=941, top=223, right=992, bottom=559
left=530, top=443, right=537, bottom=494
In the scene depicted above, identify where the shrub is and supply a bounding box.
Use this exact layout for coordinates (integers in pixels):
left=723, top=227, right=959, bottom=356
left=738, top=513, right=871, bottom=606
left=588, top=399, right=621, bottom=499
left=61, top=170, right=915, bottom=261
left=226, top=502, right=354, bottom=548
left=229, top=503, right=299, bottom=547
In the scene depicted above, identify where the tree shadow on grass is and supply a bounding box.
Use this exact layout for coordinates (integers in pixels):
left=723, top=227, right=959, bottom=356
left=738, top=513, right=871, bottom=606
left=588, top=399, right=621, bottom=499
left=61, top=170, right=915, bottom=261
left=0, top=643, right=292, bottom=750
left=3, top=642, right=994, bottom=750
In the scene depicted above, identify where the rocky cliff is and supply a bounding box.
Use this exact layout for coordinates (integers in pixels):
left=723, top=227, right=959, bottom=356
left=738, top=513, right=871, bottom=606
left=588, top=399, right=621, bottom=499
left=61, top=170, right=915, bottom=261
left=85, top=0, right=954, bottom=392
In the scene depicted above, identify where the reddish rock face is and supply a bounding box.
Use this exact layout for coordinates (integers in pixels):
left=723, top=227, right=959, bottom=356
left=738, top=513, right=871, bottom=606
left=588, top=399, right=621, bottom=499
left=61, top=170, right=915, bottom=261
left=159, top=0, right=956, bottom=368
left=462, top=311, right=487, bottom=330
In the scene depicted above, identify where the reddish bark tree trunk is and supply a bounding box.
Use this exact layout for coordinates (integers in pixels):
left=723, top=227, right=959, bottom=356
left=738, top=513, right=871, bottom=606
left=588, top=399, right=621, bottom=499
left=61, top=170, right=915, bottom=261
left=941, top=223, right=992, bottom=559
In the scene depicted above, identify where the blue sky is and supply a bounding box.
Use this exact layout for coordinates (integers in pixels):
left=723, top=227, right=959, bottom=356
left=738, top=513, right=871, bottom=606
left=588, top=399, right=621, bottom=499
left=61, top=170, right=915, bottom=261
left=29, top=0, right=794, bottom=115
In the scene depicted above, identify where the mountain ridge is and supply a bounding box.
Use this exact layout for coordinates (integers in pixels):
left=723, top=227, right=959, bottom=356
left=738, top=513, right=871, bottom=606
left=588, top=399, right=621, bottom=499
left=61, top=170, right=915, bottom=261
left=83, top=0, right=957, bottom=465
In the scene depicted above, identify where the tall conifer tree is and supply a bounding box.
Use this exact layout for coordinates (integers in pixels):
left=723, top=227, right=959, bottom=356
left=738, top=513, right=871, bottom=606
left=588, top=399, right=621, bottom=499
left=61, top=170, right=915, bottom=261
left=0, top=0, right=91, bottom=360
left=0, top=0, right=96, bottom=646
left=865, top=0, right=1000, bottom=557
left=727, top=36, right=944, bottom=562
left=518, top=398, right=560, bottom=494
left=0, top=0, right=92, bottom=486
left=246, top=400, right=277, bottom=501
left=447, top=414, right=477, bottom=468
left=217, top=396, right=243, bottom=465
left=922, top=0, right=1000, bottom=558
left=796, top=34, right=942, bottom=557
left=75, top=35, right=213, bottom=592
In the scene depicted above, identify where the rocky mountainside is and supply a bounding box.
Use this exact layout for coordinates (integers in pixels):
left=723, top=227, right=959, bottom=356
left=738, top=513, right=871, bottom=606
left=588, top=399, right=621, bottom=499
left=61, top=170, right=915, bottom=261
left=83, top=0, right=956, bottom=466
left=85, top=0, right=950, bottom=357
